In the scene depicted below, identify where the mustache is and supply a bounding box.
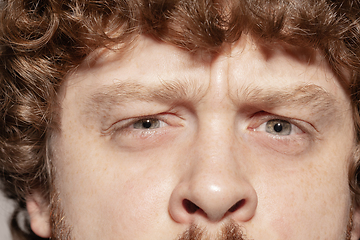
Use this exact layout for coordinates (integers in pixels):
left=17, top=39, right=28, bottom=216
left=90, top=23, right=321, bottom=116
left=176, top=221, right=248, bottom=240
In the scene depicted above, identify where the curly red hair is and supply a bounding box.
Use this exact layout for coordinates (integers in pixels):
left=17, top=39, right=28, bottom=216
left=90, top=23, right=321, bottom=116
left=1, top=0, right=360, bottom=239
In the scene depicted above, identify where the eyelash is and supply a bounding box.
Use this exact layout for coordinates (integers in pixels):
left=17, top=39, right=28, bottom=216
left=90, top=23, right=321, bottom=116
left=103, top=110, right=315, bottom=148
left=107, top=113, right=306, bottom=135
left=102, top=111, right=315, bottom=155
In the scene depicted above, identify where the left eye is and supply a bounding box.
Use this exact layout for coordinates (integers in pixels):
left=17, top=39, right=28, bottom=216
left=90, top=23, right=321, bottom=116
left=133, top=118, right=163, bottom=129
left=265, top=119, right=292, bottom=135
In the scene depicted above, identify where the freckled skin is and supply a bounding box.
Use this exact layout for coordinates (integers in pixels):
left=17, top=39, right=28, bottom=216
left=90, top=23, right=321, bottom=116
left=48, top=35, right=356, bottom=239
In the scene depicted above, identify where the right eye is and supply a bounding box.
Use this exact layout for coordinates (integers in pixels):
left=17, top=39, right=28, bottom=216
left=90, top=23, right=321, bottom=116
left=133, top=118, right=164, bottom=129
left=101, top=112, right=186, bottom=151
left=103, top=113, right=176, bottom=136
left=265, top=119, right=292, bottom=136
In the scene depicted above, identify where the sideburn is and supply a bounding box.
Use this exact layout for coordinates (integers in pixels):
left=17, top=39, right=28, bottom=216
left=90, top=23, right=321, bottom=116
left=49, top=185, right=73, bottom=240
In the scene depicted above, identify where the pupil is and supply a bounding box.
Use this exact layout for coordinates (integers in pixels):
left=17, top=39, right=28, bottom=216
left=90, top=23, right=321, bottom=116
left=142, top=120, right=152, bottom=128
left=274, top=123, right=283, bottom=132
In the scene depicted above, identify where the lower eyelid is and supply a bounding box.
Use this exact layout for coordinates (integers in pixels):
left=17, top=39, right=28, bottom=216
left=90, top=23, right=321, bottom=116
left=248, top=130, right=312, bottom=155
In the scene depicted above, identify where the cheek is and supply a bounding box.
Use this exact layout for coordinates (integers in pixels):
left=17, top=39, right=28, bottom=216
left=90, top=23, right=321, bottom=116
left=96, top=172, right=172, bottom=236
left=55, top=160, right=173, bottom=238
left=52, top=126, right=178, bottom=238
left=253, top=152, right=351, bottom=239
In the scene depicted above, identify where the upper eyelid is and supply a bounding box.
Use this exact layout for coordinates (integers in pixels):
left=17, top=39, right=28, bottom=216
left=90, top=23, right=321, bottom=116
left=252, top=112, right=295, bottom=122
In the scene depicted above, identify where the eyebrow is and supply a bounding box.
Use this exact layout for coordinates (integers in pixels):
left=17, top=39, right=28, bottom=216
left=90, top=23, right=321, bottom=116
left=85, top=78, right=206, bottom=114
left=236, top=84, right=339, bottom=118
left=85, top=80, right=340, bottom=123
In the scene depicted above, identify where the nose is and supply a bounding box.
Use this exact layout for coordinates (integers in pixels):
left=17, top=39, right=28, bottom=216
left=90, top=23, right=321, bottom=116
left=169, top=121, right=258, bottom=224
left=169, top=174, right=258, bottom=223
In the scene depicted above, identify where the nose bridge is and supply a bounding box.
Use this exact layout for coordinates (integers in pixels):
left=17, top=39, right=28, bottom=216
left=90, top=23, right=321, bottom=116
left=189, top=114, right=247, bottom=213
left=195, top=108, right=235, bottom=165
left=194, top=49, right=235, bottom=166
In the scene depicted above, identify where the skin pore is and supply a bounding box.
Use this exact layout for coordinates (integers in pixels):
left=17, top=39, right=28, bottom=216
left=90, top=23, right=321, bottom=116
left=28, top=34, right=357, bottom=239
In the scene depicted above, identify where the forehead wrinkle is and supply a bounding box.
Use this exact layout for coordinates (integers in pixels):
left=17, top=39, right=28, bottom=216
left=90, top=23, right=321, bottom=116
left=232, top=84, right=340, bottom=118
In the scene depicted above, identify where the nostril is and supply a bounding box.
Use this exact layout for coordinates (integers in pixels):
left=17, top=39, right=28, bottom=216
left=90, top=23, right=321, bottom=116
left=228, top=199, right=245, bottom=213
left=183, top=199, right=200, bottom=214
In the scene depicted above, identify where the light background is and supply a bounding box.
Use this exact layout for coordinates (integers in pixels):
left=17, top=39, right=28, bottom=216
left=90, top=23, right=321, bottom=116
left=0, top=191, right=14, bottom=240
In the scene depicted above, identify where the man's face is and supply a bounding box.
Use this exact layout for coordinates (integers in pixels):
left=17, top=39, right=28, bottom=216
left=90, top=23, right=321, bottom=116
left=49, top=35, right=355, bottom=239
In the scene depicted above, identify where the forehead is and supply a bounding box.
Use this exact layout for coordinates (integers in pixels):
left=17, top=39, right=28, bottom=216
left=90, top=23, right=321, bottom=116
left=70, top=36, right=337, bottom=85
left=62, top=35, right=348, bottom=109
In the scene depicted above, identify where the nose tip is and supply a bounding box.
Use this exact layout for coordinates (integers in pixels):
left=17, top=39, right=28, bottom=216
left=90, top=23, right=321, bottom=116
left=169, top=179, right=258, bottom=223
left=182, top=196, right=246, bottom=221
left=182, top=184, right=247, bottom=221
